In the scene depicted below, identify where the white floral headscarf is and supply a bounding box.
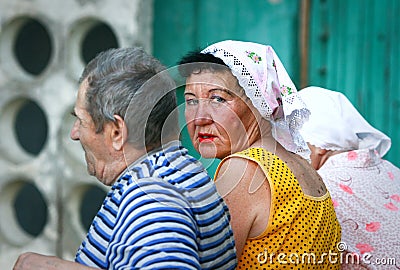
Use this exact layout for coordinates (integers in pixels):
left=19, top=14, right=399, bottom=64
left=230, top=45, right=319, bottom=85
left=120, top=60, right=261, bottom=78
left=201, top=40, right=310, bottom=159
left=299, top=86, right=391, bottom=156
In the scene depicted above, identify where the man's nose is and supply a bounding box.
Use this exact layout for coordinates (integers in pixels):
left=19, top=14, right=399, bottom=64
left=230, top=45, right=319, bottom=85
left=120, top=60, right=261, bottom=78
left=70, top=120, right=80, bottom=141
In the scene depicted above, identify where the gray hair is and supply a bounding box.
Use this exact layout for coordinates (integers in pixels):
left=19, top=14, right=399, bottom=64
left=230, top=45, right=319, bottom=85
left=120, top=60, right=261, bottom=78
left=79, top=47, right=178, bottom=149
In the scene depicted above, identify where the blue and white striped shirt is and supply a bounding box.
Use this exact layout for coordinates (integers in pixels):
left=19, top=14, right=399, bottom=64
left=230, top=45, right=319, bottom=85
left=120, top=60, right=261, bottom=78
left=75, top=141, right=237, bottom=269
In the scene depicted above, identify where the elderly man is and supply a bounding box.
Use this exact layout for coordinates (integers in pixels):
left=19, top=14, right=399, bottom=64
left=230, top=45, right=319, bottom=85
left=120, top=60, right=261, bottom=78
left=14, top=47, right=237, bottom=270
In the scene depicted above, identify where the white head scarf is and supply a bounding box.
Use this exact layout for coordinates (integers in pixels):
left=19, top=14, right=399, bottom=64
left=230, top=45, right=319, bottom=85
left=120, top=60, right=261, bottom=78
left=299, top=86, right=391, bottom=156
left=201, top=40, right=311, bottom=159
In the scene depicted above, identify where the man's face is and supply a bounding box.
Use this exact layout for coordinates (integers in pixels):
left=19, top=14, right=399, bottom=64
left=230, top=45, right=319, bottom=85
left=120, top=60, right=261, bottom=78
left=70, top=80, right=115, bottom=185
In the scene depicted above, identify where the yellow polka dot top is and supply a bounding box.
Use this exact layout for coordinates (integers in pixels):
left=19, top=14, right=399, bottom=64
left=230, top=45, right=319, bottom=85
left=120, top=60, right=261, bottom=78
left=217, top=148, right=341, bottom=269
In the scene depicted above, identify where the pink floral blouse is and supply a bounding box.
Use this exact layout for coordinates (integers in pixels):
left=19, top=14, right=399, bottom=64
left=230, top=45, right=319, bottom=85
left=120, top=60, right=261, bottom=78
left=318, top=149, right=400, bottom=269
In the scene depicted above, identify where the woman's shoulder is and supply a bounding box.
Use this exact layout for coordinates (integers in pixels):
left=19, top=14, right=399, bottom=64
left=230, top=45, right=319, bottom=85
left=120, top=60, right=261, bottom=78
left=216, top=147, right=275, bottom=174
left=231, top=147, right=275, bottom=159
left=226, top=147, right=276, bottom=169
left=214, top=149, right=271, bottom=210
left=217, top=154, right=259, bottom=178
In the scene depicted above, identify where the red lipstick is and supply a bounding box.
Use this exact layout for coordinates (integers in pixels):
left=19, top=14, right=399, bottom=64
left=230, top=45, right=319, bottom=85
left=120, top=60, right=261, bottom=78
left=198, top=133, right=216, bottom=143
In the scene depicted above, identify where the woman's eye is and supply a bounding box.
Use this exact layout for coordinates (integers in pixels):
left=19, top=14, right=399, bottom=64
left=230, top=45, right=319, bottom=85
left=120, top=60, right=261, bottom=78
left=186, top=99, right=199, bottom=105
left=211, top=95, right=226, bottom=103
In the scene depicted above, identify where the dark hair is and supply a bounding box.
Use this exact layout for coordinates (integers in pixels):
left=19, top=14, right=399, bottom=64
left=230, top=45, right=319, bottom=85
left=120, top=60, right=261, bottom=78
left=79, top=47, right=178, bottom=150
left=178, top=50, right=229, bottom=78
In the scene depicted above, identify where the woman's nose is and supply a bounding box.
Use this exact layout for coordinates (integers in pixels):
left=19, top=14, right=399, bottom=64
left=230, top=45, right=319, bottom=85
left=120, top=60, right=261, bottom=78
left=193, top=100, right=213, bottom=126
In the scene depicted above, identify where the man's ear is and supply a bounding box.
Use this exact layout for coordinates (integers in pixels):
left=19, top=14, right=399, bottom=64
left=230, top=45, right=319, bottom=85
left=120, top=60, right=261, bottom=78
left=110, top=115, right=128, bottom=151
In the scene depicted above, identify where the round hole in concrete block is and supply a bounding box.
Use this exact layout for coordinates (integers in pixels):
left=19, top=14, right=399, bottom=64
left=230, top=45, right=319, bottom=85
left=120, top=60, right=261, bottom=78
left=0, top=16, right=53, bottom=79
left=79, top=185, right=107, bottom=231
left=13, top=181, right=49, bottom=237
left=0, top=97, right=48, bottom=163
left=14, top=99, right=48, bottom=156
left=81, top=22, right=119, bottom=64
left=67, top=18, right=119, bottom=80
left=13, top=18, right=53, bottom=76
left=0, top=179, right=48, bottom=246
left=66, top=183, right=107, bottom=238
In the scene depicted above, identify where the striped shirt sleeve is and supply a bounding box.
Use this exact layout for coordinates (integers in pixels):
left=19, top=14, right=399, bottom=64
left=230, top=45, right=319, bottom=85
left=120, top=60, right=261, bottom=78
left=107, top=177, right=201, bottom=270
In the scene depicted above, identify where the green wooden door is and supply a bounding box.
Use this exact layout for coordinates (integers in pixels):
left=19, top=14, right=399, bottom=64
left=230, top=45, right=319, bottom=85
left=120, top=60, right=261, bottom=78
left=309, top=0, right=400, bottom=166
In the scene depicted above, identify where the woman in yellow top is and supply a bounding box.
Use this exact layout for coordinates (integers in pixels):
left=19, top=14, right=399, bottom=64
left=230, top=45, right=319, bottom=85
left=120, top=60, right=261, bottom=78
left=178, top=40, right=341, bottom=269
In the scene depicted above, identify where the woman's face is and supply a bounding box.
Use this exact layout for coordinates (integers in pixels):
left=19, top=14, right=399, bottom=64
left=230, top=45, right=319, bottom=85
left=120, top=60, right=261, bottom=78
left=184, top=70, right=258, bottom=159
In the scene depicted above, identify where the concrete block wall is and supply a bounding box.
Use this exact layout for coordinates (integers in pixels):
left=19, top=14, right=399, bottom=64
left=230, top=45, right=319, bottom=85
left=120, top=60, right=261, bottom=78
left=0, top=0, right=152, bottom=268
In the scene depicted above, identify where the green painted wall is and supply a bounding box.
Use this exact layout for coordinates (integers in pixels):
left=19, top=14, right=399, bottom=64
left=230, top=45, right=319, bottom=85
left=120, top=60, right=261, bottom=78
left=153, top=0, right=300, bottom=73
left=153, top=0, right=400, bottom=169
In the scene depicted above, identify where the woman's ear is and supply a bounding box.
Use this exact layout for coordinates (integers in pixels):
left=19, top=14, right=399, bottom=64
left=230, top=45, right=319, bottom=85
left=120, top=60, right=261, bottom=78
left=110, top=115, right=128, bottom=151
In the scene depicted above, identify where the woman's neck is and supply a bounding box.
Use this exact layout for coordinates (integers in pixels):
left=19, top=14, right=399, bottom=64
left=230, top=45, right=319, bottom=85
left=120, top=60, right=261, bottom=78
left=249, top=136, right=279, bottom=154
